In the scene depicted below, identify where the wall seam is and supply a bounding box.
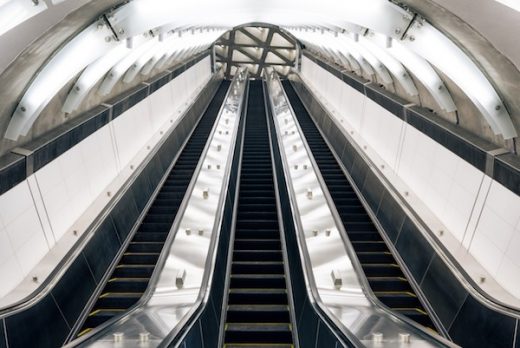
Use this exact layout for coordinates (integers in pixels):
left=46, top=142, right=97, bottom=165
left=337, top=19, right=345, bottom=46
left=25, top=177, right=53, bottom=249
left=465, top=178, right=493, bottom=251
left=460, top=174, right=487, bottom=248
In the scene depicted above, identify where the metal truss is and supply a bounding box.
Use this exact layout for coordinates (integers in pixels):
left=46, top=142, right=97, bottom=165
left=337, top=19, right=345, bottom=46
left=215, top=25, right=297, bottom=79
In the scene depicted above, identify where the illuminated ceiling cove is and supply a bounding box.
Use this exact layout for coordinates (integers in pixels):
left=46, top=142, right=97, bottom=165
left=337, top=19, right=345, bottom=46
left=1, top=0, right=517, bottom=141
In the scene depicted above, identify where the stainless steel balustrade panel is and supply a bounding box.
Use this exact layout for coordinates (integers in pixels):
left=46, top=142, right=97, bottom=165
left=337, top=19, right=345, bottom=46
left=66, top=68, right=249, bottom=348
left=264, top=68, right=456, bottom=348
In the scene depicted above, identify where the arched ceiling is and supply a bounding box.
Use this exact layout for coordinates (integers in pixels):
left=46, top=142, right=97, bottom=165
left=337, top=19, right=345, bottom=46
left=0, top=0, right=519, bottom=155
left=215, top=25, right=297, bottom=79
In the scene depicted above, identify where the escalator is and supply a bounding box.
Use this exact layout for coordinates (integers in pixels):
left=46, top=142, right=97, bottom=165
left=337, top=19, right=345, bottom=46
left=222, top=81, right=295, bottom=347
left=77, top=81, right=231, bottom=337
left=282, top=81, right=437, bottom=331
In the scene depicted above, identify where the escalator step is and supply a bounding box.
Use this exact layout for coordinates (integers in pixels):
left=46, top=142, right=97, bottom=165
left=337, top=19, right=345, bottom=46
left=234, top=239, right=281, bottom=250
left=104, top=278, right=149, bottom=292
left=132, top=232, right=168, bottom=242
left=121, top=252, right=160, bottom=264
left=226, top=305, right=290, bottom=323
left=233, top=250, right=283, bottom=262
left=230, top=274, right=286, bottom=289
left=356, top=252, right=395, bottom=264
left=367, top=277, right=411, bottom=292
left=225, top=323, right=292, bottom=344
left=361, top=264, right=404, bottom=277
left=351, top=241, right=388, bottom=252
left=127, top=242, right=165, bottom=253
left=228, top=288, right=288, bottom=305
left=234, top=229, right=280, bottom=239
left=232, top=261, right=284, bottom=274
left=95, top=292, right=142, bottom=309
left=375, top=292, right=421, bottom=308
left=113, top=264, right=156, bottom=278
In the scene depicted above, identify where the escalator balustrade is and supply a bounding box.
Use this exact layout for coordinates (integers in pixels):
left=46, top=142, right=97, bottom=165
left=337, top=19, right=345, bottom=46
left=77, top=81, right=231, bottom=336
left=282, top=81, right=437, bottom=331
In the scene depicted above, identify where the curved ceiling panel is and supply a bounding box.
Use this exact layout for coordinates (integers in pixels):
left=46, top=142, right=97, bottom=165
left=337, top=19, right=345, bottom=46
left=0, top=0, right=517, bottom=142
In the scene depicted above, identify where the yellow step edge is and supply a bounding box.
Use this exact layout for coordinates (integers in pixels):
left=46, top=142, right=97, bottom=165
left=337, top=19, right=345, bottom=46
left=375, top=291, right=417, bottom=297
left=77, top=328, right=92, bottom=337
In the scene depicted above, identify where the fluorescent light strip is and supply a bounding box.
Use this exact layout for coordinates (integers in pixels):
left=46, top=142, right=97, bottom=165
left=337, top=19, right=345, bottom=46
left=404, top=20, right=516, bottom=138
left=5, top=21, right=117, bottom=140
left=369, top=32, right=457, bottom=113
left=358, top=35, right=418, bottom=96
left=0, top=0, right=47, bottom=36
left=62, top=43, right=130, bottom=114
left=98, top=37, right=157, bottom=96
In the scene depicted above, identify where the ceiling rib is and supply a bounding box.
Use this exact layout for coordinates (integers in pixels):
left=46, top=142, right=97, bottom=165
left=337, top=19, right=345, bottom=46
left=216, top=25, right=297, bottom=79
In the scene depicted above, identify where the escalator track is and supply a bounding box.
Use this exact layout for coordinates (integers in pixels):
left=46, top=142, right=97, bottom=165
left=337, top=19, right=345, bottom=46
left=77, top=81, right=231, bottom=337
left=282, top=81, right=437, bottom=331
left=222, top=81, right=295, bottom=347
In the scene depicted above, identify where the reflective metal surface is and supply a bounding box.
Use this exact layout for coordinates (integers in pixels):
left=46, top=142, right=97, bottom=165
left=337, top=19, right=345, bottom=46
left=264, top=68, right=457, bottom=348
left=65, top=68, right=249, bottom=348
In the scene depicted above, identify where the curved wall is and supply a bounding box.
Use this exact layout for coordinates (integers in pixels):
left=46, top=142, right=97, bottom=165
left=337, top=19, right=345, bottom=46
left=299, top=54, right=520, bottom=304
left=0, top=56, right=211, bottom=302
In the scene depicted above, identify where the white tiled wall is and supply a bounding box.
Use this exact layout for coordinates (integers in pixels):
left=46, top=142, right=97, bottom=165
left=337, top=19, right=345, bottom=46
left=300, top=57, right=520, bottom=300
left=0, top=57, right=212, bottom=299
left=471, top=181, right=520, bottom=298
left=0, top=182, right=47, bottom=297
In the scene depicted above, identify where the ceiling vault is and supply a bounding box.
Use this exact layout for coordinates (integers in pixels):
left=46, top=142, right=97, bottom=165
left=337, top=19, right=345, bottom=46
left=215, top=25, right=297, bottom=79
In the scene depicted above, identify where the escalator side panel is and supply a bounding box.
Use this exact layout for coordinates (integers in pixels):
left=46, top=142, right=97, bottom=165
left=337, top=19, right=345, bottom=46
left=282, top=80, right=437, bottom=331
left=76, top=81, right=231, bottom=336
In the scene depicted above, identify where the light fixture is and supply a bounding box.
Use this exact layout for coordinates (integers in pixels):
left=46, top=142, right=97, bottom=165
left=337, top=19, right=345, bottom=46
left=403, top=19, right=516, bottom=138
left=359, top=34, right=418, bottom=96
left=369, top=33, right=457, bottom=112
left=5, top=21, right=118, bottom=140
left=98, top=37, right=157, bottom=95
left=62, top=43, right=130, bottom=114
left=339, top=32, right=393, bottom=84
left=0, top=0, right=47, bottom=36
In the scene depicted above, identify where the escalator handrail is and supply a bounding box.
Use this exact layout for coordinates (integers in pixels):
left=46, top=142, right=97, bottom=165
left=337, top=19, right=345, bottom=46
left=265, top=70, right=456, bottom=347
left=67, top=69, right=249, bottom=347
left=0, top=72, right=220, bottom=319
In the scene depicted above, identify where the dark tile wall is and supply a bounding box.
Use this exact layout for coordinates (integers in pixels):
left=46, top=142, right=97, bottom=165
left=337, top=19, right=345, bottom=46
left=290, top=77, right=520, bottom=347
left=29, top=106, right=110, bottom=173
left=0, top=153, right=25, bottom=195
left=365, top=83, right=407, bottom=119
left=0, top=320, right=6, bottom=348
left=494, top=154, right=520, bottom=195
